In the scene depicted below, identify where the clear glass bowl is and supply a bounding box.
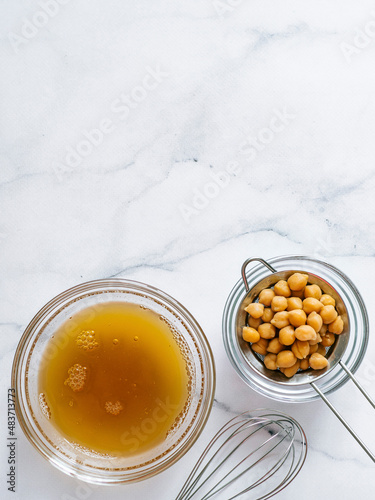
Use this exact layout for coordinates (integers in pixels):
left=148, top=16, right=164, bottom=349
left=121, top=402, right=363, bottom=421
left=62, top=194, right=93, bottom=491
left=223, top=256, right=369, bottom=403
left=12, top=279, right=215, bottom=484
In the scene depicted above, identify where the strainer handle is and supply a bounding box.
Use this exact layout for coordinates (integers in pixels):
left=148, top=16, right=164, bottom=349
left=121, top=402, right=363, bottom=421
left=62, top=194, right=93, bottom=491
left=339, top=361, right=375, bottom=409
left=241, top=258, right=277, bottom=292
left=311, top=376, right=375, bottom=462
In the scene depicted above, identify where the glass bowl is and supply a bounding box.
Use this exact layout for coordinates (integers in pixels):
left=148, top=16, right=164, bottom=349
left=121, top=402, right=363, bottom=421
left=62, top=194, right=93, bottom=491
left=12, top=279, right=215, bottom=484
left=223, top=255, right=369, bottom=403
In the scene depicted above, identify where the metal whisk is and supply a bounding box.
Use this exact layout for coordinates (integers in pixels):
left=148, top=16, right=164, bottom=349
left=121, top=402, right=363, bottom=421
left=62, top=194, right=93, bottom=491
left=176, top=410, right=307, bottom=500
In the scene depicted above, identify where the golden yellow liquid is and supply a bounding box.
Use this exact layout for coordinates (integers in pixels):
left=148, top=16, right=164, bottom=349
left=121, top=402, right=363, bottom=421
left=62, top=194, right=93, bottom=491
left=38, top=302, right=190, bottom=456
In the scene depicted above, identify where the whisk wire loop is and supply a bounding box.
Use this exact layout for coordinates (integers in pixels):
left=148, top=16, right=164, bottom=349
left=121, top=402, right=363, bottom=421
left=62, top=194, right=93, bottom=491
left=203, top=425, right=294, bottom=500
left=176, top=410, right=307, bottom=500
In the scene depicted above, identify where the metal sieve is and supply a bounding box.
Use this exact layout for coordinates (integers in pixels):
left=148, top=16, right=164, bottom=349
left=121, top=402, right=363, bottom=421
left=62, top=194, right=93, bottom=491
left=224, top=256, right=375, bottom=462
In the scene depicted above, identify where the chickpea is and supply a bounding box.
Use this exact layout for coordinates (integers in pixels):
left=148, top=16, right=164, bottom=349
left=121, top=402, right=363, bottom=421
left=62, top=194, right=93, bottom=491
left=316, top=344, right=326, bottom=356
left=281, top=359, right=301, bottom=378
left=271, top=311, right=290, bottom=329
left=300, top=358, right=310, bottom=370
left=267, top=337, right=285, bottom=354
left=319, top=324, right=328, bottom=335
left=308, top=329, right=317, bottom=343
left=252, top=338, right=269, bottom=356
left=248, top=316, right=262, bottom=329
left=291, top=288, right=305, bottom=299
left=279, top=325, right=296, bottom=345
left=274, top=280, right=291, bottom=297
left=309, top=343, right=318, bottom=354
left=288, top=309, right=307, bottom=327
left=245, top=302, right=264, bottom=319
left=291, top=340, right=310, bottom=359
left=295, top=325, right=316, bottom=341
left=264, top=353, right=278, bottom=370
left=309, top=332, right=322, bottom=346
left=287, top=297, right=303, bottom=311
left=328, top=316, right=344, bottom=334
left=261, top=308, right=274, bottom=323
left=303, top=297, right=323, bottom=314
left=320, top=305, right=338, bottom=324
left=309, top=352, right=329, bottom=370
left=258, top=288, right=275, bottom=307
left=320, top=294, right=336, bottom=307
left=304, top=284, right=322, bottom=300
left=271, top=296, right=288, bottom=312
left=287, top=273, right=308, bottom=291
left=276, top=350, right=297, bottom=368
left=258, top=323, right=276, bottom=340
left=307, top=311, right=323, bottom=332
left=321, top=332, right=336, bottom=347
left=242, top=326, right=260, bottom=343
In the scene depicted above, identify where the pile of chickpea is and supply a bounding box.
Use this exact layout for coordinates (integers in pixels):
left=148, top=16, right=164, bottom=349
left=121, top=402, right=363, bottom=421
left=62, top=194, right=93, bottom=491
left=242, top=273, right=344, bottom=378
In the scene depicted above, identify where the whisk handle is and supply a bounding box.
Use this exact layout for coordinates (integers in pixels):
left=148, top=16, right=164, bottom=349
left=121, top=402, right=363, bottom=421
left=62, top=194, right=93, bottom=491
left=311, top=381, right=375, bottom=463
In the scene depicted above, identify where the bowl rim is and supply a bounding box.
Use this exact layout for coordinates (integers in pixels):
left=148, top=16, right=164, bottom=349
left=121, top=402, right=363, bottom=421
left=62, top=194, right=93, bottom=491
left=12, top=278, right=216, bottom=484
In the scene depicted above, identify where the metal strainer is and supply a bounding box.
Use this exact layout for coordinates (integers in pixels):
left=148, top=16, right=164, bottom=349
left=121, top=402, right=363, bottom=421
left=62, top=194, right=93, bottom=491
left=230, top=257, right=375, bottom=462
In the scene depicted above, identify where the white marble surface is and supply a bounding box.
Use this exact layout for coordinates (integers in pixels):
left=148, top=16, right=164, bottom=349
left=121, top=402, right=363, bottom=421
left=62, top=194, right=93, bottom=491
left=2, top=0, right=375, bottom=498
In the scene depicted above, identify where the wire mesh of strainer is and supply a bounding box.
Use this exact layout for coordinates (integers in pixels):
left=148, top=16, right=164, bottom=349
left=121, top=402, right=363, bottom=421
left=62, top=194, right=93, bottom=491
left=176, top=409, right=307, bottom=500
left=223, top=256, right=375, bottom=462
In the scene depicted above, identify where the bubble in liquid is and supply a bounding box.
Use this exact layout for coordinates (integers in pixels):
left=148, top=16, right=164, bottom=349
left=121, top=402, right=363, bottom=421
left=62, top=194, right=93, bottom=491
left=76, top=330, right=99, bottom=351
left=64, top=364, right=87, bottom=392
left=39, top=393, right=51, bottom=420
left=134, top=336, right=139, bottom=341
left=104, top=400, right=123, bottom=416
left=113, top=339, right=119, bottom=345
